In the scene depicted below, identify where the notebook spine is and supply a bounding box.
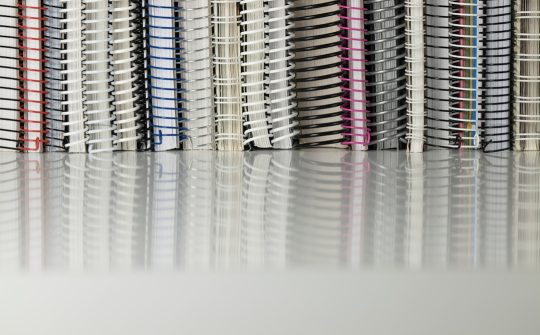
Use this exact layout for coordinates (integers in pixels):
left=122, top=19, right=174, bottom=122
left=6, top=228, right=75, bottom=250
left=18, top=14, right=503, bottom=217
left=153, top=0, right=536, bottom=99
left=240, top=0, right=272, bottom=148
left=83, top=0, right=115, bottom=153
left=110, top=0, right=145, bottom=150
left=339, top=0, right=370, bottom=150
left=0, top=2, right=20, bottom=151
left=364, top=0, right=407, bottom=149
left=180, top=0, right=214, bottom=150
left=513, top=0, right=540, bottom=151
left=405, top=0, right=425, bottom=152
left=425, top=1, right=454, bottom=148
left=292, top=0, right=345, bottom=148
left=17, top=0, right=48, bottom=152
left=481, top=0, right=512, bottom=152
left=212, top=0, right=244, bottom=151
left=449, top=0, right=481, bottom=149
left=146, top=0, right=186, bottom=151
left=266, top=0, right=298, bottom=149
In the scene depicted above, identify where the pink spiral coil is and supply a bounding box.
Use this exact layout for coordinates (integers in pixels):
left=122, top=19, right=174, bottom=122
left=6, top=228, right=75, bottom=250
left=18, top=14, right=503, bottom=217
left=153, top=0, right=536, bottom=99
left=338, top=1, right=370, bottom=148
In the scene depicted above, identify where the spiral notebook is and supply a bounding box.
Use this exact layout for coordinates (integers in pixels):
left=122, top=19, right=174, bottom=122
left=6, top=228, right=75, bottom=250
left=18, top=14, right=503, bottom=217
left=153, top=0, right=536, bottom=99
left=83, top=0, right=115, bottom=153
left=406, top=0, right=425, bottom=152
left=364, top=0, right=407, bottom=149
left=0, top=1, right=19, bottom=151
left=212, top=0, right=243, bottom=151
left=514, top=0, right=540, bottom=151
left=266, top=0, right=298, bottom=149
left=425, top=0, right=452, bottom=149
left=44, top=0, right=87, bottom=152
left=240, top=0, right=272, bottom=148
left=18, top=0, right=47, bottom=152
left=292, top=0, right=345, bottom=148
left=339, top=0, right=369, bottom=151
left=110, top=0, right=147, bottom=151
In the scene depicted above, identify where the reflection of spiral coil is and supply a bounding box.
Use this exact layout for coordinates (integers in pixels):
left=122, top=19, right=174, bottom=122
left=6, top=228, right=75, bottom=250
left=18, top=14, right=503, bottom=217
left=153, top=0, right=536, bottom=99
left=364, top=0, right=407, bottom=149
left=292, top=0, right=345, bottom=148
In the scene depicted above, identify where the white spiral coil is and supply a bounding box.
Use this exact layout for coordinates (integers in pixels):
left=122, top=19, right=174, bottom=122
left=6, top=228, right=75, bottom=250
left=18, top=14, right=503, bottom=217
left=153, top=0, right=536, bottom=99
left=267, top=0, right=298, bottom=148
left=240, top=0, right=272, bottom=148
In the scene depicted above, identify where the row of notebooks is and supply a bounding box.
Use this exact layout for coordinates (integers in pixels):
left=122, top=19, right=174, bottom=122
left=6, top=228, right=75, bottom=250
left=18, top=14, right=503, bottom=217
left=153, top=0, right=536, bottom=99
left=0, top=0, right=539, bottom=152
left=1, top=150, right=540, bottom=270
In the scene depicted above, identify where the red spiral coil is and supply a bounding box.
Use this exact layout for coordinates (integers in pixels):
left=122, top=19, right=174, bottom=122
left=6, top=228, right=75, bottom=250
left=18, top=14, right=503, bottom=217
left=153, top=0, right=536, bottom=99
left=17, top=0, right=48, bottom=152
left=338, top=1, right=370, bottom=148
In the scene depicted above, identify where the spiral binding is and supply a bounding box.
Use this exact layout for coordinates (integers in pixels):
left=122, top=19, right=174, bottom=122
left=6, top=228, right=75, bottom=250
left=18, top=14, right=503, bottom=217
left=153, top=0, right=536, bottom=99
left=212, top=0, right=244, bottom=151
left=449, top=0, right=481, bottom=149
left=479, top=0, right=512, bottom=152
left=179, top=0, right=214, bottom=150
left=83, top=0, right=115, bottom=153
left=513, top=0, right=540, bottom=151
left=43, top=0, right=88, bottom=152
left=364, top=0, right=407, bottom=149
left=405, top=0, right=425, bottom=152
left=291, top=0, right=345, bottom=148
left=425, top=0, right=454, bottom=148
left=146, top=0, right=186, bottom=151
left=240, top=0, right=272, bottom=148
left=0, top=2, right=20, bottom=151
left=266, top=0, right=298, bottom=149
left=110, top=0, right=146, bottom=151
left=17, top=0, right=48, bottom=152
left=339, top=0, right=370, bottom=150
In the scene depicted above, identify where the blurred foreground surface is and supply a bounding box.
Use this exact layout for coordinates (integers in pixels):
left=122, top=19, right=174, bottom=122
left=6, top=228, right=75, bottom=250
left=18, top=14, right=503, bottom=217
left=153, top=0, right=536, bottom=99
left=0, top=150, right=538, bottom=334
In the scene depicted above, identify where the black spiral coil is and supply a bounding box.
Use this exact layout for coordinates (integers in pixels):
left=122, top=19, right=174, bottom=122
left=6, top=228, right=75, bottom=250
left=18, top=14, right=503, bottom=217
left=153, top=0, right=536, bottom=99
left=479, top=0, right=512, bottom=152
left=425, top=0, right=456, bottom=149
left=364, top=0, right=407, bottom=149
left=0, top=2, right=20, bottom=150
left=291, top=0, right=345, bottom=148
left=43, top=0, right=66, bottom=151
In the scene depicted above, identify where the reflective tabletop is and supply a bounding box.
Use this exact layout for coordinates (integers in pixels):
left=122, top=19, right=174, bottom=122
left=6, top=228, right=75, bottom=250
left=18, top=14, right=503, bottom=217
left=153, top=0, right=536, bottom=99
left=1, top=150, right=539, bottom=335
left=0, top=149, right=538, bottom=271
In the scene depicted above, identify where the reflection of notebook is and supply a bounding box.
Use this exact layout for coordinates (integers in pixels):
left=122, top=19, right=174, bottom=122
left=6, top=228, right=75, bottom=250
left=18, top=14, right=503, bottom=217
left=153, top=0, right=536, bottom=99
left=0, top=1, right=20, bottom=150
left=0, top=153, right=22, bottom=269
left=241, top=152, right=272, bottom=266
